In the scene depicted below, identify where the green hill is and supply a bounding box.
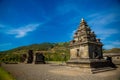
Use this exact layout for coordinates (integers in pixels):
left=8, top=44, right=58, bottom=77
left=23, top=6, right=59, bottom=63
left=103, top=48, right=120, bottom=53
left=0, top=42, right=69, bottom=53
left=0, top=42, right=120, bottom=62
left=0, top=42, right=70, bottom=62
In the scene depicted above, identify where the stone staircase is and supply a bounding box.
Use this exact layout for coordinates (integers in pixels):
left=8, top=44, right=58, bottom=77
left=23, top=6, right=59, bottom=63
left=91, top=67, right=116, bottom=74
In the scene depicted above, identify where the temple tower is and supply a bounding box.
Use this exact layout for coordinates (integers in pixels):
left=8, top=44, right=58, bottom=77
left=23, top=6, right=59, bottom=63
left=69, top=18, right=103, bottom=59
left=67, top=18, right=116, bottom=73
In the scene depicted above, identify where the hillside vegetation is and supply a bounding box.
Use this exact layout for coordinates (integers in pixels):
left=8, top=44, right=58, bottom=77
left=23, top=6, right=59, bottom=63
left=0, top=42, right=120, bottom=62
left=103, top=48, right=120, bottom=53
left=0, top=42, right=69, bottom=62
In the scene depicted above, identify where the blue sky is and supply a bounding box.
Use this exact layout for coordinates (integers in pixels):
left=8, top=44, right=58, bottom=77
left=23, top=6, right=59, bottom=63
left=0, top=0, right=120, bottom=51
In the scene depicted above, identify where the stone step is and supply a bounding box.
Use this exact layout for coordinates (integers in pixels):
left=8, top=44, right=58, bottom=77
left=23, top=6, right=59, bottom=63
left=92, top=67, right=116, bottom=74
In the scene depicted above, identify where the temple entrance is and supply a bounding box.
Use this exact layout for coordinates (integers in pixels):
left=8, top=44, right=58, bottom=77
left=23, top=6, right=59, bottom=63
left=35, top=53, right=45, bottom=64
left=77, top=49, right=80, bottom=57
left=94, top=52, right=98, bottom=58
left=93, top=51, right=101, bottom=59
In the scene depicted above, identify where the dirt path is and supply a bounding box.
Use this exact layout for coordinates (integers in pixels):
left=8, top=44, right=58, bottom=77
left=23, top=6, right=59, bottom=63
left=1, top=63, right=120, bottom=80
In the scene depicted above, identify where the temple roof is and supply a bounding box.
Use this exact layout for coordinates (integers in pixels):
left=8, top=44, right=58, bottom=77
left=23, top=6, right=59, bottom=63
left=70, top=18, right=103, bottom=47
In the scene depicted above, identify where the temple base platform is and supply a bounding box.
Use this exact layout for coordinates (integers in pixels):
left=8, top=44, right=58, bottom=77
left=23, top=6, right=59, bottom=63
left=67, top=58, right=116, bottom=73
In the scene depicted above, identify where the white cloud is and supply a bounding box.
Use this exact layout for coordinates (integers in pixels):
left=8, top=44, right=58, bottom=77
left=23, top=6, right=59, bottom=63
left=103, top=45, right=115, bottom=49
left=96, top=29, right=118, bottom=35
left=87, top=11, right=120, bottom=40
left=112, top=41, right=120, bottom=45
left=88, top=12, right=118, bottom=27
left=87, top=11, right=120, bottom=49
left=7, top=23, right=40, bottom=38
left=95, top=29, right=118, bottom=40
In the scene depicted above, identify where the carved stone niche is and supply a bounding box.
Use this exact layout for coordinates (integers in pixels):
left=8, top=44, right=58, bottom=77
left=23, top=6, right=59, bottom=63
left=92, top=31, right=94, bottom=34
left=87, top=29, right=90, bottom=33
left=96, top=39, right=100, bottom=42
left=74, top=32, right=78, bottom=38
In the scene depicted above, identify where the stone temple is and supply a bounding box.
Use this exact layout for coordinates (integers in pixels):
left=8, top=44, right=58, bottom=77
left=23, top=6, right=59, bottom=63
left=69, top=18, right=103, bottom=59
left=67, top=18, right=116, bottom=73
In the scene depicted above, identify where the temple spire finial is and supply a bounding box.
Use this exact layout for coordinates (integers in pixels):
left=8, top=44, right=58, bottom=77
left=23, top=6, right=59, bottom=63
left=81, top=18, right=85, bottom=22
left=81, top=18, right=84, bottom=21
left=80, top=18, right=86, bottom=24
left=80, top=18, right=87, bottom=26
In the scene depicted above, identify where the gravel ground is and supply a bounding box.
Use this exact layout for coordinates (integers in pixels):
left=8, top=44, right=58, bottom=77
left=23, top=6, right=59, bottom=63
left=1, top=63, right=120, bottom=80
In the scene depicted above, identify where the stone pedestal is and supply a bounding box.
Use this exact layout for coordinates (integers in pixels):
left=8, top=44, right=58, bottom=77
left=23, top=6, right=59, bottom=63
left=67, top=59, right=111, bottom=67
left=67, top=58, right=116, bottom=73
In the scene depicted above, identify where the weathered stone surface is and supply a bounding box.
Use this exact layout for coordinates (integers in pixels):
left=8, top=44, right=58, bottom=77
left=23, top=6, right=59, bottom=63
left=103, top=53, right=120, bottom=65
left=69, top=18, right=103, bottom=60
left=67, top=18, right=116, bottom=72
left=27, top=50, right=33, bottom=63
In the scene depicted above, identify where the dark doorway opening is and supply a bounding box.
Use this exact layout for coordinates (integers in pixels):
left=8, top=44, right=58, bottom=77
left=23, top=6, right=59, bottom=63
left=35, top=53, right=45, bottom=64
left=77, top=49, right=80, bottom=57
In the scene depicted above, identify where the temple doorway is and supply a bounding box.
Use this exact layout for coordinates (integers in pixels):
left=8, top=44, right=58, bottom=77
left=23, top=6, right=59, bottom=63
left=77, top=49, right=80, bottom=57
left=35, top=53, right=45, bottom=64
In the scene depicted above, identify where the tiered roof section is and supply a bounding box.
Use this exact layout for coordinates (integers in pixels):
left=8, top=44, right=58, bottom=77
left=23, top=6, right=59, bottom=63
left=70, top=18, right=103, bottom=46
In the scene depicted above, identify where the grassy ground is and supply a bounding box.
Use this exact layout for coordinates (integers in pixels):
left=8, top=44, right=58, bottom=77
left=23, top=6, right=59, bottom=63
left=0, top=66, right=15, bottom=80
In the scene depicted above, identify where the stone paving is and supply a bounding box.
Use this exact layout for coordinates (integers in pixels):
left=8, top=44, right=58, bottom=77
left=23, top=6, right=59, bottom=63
left=1, top=63, right=120, bottom=80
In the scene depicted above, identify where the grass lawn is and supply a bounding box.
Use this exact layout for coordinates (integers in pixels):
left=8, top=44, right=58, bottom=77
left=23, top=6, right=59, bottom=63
left=0, top=67, right=16, bottom=80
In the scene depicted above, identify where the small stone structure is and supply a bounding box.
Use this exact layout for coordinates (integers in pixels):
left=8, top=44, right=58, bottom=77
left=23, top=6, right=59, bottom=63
left=104, top=53, right=120, bottom=65
left=27, top=50, right=34, bottom=63
left=35, top=52, right=45, bottom=64
left=67, top=18, right=116, bottom=73
left=26, top=50, right=45, bottom=64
